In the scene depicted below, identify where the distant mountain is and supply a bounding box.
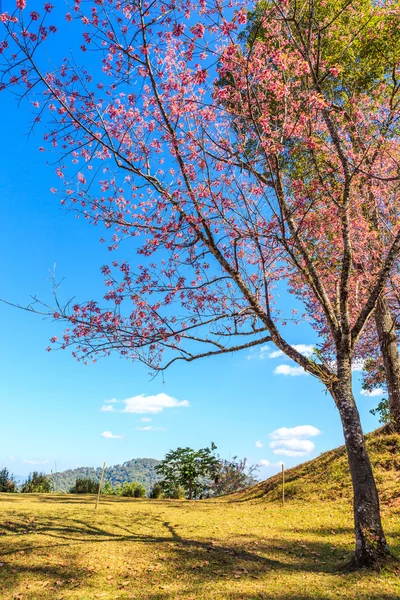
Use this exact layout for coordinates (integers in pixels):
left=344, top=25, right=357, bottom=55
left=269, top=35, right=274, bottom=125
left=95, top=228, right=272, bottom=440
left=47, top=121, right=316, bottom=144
left=53, top=458, right=161, bottom=493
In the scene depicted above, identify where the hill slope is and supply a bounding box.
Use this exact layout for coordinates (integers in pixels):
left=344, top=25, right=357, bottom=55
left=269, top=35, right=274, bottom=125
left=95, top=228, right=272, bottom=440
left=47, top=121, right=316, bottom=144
left=53, top=458, right=161, bottom=493
left=229, top=428, right=400, bottom=504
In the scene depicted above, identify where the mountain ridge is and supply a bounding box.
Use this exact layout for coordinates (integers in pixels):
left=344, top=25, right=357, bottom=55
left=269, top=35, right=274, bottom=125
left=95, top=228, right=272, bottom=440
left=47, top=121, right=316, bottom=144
left=53, top=457, right=161, bottom=493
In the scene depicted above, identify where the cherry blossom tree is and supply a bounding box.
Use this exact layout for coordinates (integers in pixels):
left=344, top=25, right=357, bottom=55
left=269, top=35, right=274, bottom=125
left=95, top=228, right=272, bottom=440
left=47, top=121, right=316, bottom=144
left=1, top=0, right=400, bottom=567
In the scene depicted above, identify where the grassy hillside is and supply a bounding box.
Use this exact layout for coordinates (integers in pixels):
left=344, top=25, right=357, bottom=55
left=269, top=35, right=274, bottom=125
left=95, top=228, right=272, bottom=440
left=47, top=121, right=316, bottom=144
left=53, top=457, right=161, bottom=493
left=230, top=428, right=400, bottom=504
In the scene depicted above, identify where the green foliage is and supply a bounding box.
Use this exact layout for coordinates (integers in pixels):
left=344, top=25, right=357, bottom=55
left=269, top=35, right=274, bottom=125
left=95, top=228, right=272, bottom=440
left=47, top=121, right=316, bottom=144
left=0, top=468, right=18, bottom=493
left=156, top=443, right=220, bottom=500
left=163, top=485, right=186, bottom=499
left=370, top=398, right=391, bottom=425
left=69, top=477, right=99, bottom=494
left=53, top=458, right=160, bottom=493
left=149, top=482, right=164, bottom=499
left=120, top=482, right=146, bottom=498
left=21, top=472, right=51, bottom=493
left=102, top=481, right=116, bottom=495
left=247, top=0, right=400, bottom=99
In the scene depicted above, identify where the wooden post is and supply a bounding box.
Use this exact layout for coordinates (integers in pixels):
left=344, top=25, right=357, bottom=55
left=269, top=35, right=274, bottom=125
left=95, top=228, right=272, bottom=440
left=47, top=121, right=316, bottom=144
left=95, top=462, right=106, bottom=510
left=281, top=463, right=285, bottom=506
left=50, top=470, right=55, bottom=493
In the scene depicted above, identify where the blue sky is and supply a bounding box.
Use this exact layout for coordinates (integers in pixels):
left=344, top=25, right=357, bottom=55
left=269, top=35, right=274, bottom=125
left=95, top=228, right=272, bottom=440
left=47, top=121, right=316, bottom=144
left=0, top=2, right=383, bottom=480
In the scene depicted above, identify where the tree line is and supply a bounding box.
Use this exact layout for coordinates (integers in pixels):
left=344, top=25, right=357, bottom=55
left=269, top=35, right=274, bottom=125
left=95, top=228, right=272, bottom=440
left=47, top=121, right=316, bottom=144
left=0, top=446, right=257, bottom=499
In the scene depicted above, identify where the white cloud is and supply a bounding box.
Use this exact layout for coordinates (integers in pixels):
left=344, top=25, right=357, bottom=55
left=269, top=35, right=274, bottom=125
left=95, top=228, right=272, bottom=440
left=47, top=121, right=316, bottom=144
left=259, top=459, right=283, bottom=467
left=270, top=344, right=315, bottom=359
left=136, top=426, right=166, bottom=431
left=101, top=431, right=124, bottom=439
left=361, top=388, right=385, bottom=397
left=270, top=439, right=315, bottom=456
left=268, top=424, right=321, bottom=458
left=352, top=359, right=365, bottom=372
left=140, top=417, right=152, bottom=422
left=23, top=460, right=50, bottom=465
left=105, top=398, right=118, bottom=404
left=273, top=364, right=308, bottom=377
left=101, top=393, right=189, bottom=414
left=255, top=440, right=263, bottom=448
left=270, top=425, right=321, bottom=440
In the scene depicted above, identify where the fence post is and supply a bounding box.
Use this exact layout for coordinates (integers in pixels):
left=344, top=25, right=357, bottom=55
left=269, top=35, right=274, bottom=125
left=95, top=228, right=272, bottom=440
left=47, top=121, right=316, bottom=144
left=95, top=462, right=106, bottom=510
left=282, top=463, right=285, bottom=506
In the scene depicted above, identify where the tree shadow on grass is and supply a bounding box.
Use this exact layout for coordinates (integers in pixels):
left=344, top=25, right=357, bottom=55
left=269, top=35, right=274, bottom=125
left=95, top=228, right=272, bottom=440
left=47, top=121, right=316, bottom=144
left=2, top=514, right=399, bottom=599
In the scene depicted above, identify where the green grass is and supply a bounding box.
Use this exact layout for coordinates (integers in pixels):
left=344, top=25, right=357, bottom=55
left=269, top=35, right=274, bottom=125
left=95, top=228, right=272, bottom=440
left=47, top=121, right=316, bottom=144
left=0, top=493, right=399, bottom=599
left=1, top=429, right=400, bottom=599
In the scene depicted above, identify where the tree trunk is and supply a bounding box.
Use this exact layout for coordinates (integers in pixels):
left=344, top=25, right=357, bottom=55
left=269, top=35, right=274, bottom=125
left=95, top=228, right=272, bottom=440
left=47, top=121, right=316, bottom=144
left=332, top=358, right=390, bottom=568
left=375, top=296, right=400, bottom=432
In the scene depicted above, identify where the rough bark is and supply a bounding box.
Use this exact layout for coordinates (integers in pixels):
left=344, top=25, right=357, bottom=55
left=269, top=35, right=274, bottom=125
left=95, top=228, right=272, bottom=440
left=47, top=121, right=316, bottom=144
left=375, top=296, right=400, bottom=432
left=332, top=357, right=390, bottom=568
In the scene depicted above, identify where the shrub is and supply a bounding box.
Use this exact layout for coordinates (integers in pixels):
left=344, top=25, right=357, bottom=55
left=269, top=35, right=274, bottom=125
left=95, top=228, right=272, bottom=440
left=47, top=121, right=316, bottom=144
left=120, top=482, right=146, bottom=497
left=165, top=485, right=185, bottom=499
left=0, top=468, right=18, bottom=493
left=21, top=472, right=51, bottom=493
left=70, top=477, right=99, bottom=494
left=149, top=483, right=163, bottom=499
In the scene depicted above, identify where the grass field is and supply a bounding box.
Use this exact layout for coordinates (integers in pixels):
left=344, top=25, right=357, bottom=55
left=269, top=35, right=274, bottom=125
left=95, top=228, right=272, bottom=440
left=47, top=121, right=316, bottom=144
left=1, top=493, right=400, bottom=600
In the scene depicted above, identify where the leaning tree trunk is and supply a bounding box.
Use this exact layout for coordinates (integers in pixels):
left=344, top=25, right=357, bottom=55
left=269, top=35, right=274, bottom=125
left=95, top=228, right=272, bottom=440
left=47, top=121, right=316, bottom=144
left=375, top=296, right=400, bottom=432
left=332, top=357, right=390, bottom=568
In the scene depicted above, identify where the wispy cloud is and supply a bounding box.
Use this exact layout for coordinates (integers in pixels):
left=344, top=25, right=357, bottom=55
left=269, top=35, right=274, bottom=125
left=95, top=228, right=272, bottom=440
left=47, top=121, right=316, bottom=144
left=255, top=440, right=263, bottom=448
left=23, top=460, right=50, bottom=465
left=101, top=431, right=124, bottom=439
left=360, top=388, right=385, bottom=397
left=140, top=417, right=152, bottom=422
left=273, top=364, right=308, bottom=377
left=259, top=459, right=283, bottom=467
left=100, top=393, right=189, bottom=415
left=249, top=344, right=315, bottom=361
left=136, top=426, right=166, bottom=431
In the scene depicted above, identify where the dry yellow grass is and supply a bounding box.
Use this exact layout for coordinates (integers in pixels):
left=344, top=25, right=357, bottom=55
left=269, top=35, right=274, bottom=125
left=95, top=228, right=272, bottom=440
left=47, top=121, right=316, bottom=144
left=0, top=492, right=399, bottom=599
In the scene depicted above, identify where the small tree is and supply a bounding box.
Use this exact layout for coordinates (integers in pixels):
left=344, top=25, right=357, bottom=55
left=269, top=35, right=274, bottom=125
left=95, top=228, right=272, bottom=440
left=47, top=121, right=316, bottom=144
left=21, top=472, right=51, bottom=493
left=210, top=457, right=258, bottom=497
left=70, top=477, right=99, bottom=494
left=120, top=482, right=146, bottom=497
left=149, top=482, right=164, bottom=499
left=156, top=444, right=220, bottom=500
left=0, top=468, right=18, bottom=493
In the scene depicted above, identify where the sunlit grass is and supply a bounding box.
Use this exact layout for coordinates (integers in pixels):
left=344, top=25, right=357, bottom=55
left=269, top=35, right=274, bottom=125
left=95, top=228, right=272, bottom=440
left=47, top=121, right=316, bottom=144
left=0, top=493, right=399, bottom=599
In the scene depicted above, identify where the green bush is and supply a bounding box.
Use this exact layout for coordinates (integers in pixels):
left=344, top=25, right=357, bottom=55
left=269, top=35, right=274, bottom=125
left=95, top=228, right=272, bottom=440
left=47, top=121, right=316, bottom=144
left=21, top=472, right=51, bottom=493
left=149, top=483, right=163, bottom=499
left=70, top=477, right=99, bottom=494
left=165, top=485, right=185, bottom=499
left=0, top=468, right=18, bottom=493
left=120, top=482, right=146, bottom=497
